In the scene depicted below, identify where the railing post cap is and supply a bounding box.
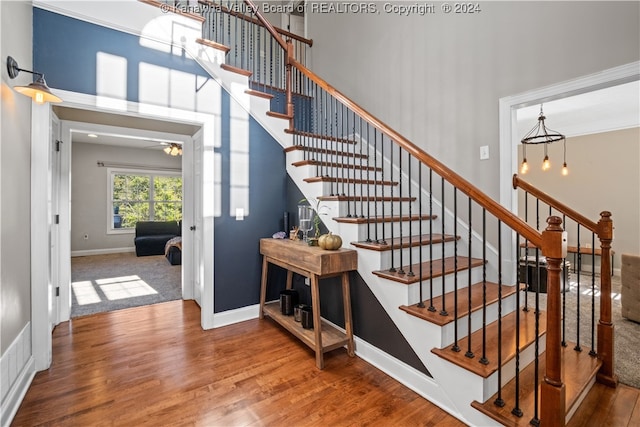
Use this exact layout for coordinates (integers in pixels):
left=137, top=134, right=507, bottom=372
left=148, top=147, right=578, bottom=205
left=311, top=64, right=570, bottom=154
left=545, top=215, right=564, bottom=232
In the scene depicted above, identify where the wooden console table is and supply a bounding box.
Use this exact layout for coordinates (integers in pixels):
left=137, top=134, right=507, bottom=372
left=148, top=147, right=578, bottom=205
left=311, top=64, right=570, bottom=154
left=259, top=238, right=357, bottom=369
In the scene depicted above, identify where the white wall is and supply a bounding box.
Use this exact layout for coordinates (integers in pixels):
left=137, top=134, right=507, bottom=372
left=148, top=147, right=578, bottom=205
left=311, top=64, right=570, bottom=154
left=306, top=1, right=640, bottom=203
left=518, top=127, right=640, bottom=271
left=0, top=0, right=33, bottom=355
left=71, top=142, right=182, bottom=253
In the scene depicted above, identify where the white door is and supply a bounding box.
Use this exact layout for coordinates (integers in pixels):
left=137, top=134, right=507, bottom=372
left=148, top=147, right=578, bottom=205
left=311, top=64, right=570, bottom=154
left=184, top=128, right=204, bottom=307
left=49, top=113, right=61, bottom=329
left=281, top=12, right=305, bottom=37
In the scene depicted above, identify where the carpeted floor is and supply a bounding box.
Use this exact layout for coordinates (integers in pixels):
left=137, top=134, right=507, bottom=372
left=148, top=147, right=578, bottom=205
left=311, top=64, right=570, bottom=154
left=71, top=252, right=182, bottom=318
left=525, top=271, right=640, bottom=389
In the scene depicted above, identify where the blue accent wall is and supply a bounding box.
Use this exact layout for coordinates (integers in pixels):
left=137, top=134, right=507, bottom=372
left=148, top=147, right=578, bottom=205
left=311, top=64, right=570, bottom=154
left=33, top=8, right=208, bottom=100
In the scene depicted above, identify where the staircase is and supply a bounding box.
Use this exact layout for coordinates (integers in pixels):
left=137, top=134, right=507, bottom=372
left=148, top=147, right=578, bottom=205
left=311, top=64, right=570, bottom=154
left=141, top=1, right=617, bottom=425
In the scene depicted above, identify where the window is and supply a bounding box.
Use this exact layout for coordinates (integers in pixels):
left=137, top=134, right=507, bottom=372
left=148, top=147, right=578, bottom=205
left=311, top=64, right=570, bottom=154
left=109, top=169, right=182, bottom=233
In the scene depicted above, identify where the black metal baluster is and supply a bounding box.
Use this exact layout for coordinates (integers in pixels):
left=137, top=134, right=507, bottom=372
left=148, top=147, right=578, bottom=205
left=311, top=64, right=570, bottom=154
left=523, top=192, right=529, bottom=311
left=575, top=224, right=582, bottom=352
left=427, top=169, right=434, bottom=310
left=479, top=209, right=488, bottom=365
left=452, top=188, right=460, bottom=351
left=379, top=135, right=387, bottom=245
left=590, top=231, right=597, bottom=357
left=373, top=130, right=379, bottom=242
left=562, top=214, right=567, bottom=347
left=465, top=198, right=474, bottom=358
left=417, top=165, right=424, bottom=308
left=389, top=142, right=395, bottom=271
left=440, top=179, right=447, bottom=316
left=365, top=125, right=372, bottom=242
left=531, top=245, right=540, bottom=426
left=359, top=116, right=365, bottom=219
left=407, top=155, right=413, bottom=276
left=494, top=220, right=505, bottom=407
left=396, top=147, right=405, bottom=275
left=512, top=233, right=523, bottom=418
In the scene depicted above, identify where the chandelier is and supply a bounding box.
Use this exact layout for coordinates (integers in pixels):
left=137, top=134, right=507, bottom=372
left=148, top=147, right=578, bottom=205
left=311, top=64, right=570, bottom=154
left=520, top=105, right=567, bottom=176
left=163, top=143, right=182, bottom=156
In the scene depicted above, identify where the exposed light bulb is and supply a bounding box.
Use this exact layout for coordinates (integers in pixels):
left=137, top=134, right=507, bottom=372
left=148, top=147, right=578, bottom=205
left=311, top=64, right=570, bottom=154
left=542, top=155, right=551, bottom=171
left=35, top=91, right=45, bottom=104
left=163, top=146, right=171, bottom=154
left=562, top=162, right=569, bottom=176
left=520, top=159, right=529, bottom=174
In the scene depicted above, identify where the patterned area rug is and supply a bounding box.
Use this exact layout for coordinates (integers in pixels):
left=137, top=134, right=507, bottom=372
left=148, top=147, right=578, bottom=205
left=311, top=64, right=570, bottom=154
left=71, top=252, right=181, bottom=318
left=525, top=272, right=640, bottom=389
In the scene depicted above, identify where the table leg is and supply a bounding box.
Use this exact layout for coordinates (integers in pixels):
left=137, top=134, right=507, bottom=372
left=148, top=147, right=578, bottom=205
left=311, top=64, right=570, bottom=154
left=310, top=274, right=324, bottom=369
left=259, top=256, right=269, bottom=319
left=285, top=270, right=294, bottom=290
left=342, top=271, right=355, bottom=357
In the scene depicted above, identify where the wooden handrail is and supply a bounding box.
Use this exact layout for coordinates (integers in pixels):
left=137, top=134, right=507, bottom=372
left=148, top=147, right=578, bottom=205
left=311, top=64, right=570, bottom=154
left=289, top=57, right=542, bottom=246
left=512, top=174, right=599, bottom=234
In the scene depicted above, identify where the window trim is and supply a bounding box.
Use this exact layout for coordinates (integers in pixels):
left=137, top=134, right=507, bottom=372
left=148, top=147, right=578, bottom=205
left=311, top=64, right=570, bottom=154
left=107, top=167, right=182, bottom=235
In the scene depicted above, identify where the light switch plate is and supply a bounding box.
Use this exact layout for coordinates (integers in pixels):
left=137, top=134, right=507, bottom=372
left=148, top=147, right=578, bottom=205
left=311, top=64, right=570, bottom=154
left=480, top=145, right=490, bottom=160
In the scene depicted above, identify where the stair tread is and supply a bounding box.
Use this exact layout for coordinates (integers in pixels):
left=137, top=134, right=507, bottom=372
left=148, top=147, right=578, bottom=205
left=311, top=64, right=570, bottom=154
left=291, top=159, right=382, bottom=172
left=303, top=176, right=398, bottom=186
left=220, top=63, right=252, bottom=77
left=352, top=233, right=458, bottom=252
left=285, top=129, right=357, bottom=145
left=266, top=111, right=292, bottom=120
left=471, top=343, right=602, bottom=426
left=245, top=89, right=274, bottom=100
left=432, top=309, right=547, bottom=378
left=400, top=282, right=518, bottom=326
left=319, top=195, right=415, bottom=202
left=285, top=145, right=367, bottom=159
left=334, top=214, right=436, bottom=224
left=195, top=37, right=230, bottom=53
left=372, top=256, right=485, bottom=284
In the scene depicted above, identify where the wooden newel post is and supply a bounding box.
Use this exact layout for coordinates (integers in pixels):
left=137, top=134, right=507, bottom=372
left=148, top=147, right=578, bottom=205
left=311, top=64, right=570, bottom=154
left=596, top=211, right=618, bottom=387
left=285, top=39, right=294, bottom=132
left=540, top=216, right=566, bottom=427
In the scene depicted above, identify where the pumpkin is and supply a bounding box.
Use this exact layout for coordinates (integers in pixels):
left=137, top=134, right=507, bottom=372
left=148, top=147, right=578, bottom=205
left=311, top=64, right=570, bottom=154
left=318, top=232, right=342, bottom=250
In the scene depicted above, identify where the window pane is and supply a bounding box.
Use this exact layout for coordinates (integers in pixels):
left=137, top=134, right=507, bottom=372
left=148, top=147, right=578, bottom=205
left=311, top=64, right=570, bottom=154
left=114, top=174, right=150, bottom=201
left=154, top=176, right=182, bottom=202
left=154, top=202, right=182, bottom=221
left=119, top=202, right=150, bottom=228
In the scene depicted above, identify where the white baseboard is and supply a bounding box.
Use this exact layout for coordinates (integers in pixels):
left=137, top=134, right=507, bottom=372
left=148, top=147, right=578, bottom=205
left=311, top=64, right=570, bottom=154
left=212, top=303, right=260, bottom=328
left=71, top=247, right=135, bottom=257
left=1, top=323, right=36, bottom=427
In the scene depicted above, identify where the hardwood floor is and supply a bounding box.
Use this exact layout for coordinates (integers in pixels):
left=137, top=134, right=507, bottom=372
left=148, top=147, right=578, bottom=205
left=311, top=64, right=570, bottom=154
left=11, top=300, right=465, bottom=427
left=11, top=300, right=640, bottom=426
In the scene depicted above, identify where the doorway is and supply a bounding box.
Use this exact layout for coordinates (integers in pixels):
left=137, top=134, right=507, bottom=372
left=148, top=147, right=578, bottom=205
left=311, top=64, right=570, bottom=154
left=31, top=90, right=217, bottom=370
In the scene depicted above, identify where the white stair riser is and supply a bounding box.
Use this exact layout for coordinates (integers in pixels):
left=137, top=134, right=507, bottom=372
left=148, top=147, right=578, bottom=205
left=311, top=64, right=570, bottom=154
left=482, top=334, right=548, bottom=402
left=287, top=148, right=369, bottom=165
left=439, top=292, right=519, bottom=348
left=406, top=267, right=486, bottom=304
left=294, top=164, right=385, bottom=181
left=366, top=242, right=457, bottom=271
left=356, top=219, right=440, bottom=239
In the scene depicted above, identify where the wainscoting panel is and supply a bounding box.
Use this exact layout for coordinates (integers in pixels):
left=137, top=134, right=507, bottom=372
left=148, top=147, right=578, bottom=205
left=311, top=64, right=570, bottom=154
left=1, top=322, right=35, bottom=427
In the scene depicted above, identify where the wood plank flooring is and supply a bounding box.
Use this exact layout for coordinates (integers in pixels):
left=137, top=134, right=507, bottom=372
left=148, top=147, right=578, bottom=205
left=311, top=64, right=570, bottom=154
left=11, top=300, right=465, bottom=427
left=11, top=300, right=640, bottom=426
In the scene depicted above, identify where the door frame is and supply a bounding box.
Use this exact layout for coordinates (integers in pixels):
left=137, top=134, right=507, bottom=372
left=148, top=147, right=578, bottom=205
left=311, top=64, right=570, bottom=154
left=497, top=61, right=639, bottom=280
left=32, top=89, right=217, bottom=370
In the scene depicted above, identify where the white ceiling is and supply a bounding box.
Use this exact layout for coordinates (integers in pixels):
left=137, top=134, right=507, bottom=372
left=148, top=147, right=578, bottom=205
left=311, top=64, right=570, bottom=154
left=72, top=131, right=179, bottom=151
left=516, top=80, right=640, bottom=139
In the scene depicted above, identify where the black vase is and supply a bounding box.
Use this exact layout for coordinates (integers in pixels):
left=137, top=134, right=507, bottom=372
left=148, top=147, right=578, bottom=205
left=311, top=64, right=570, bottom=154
left=301, top=305, right=313, bottom=329
left=279, top=289, right=298, bottom=315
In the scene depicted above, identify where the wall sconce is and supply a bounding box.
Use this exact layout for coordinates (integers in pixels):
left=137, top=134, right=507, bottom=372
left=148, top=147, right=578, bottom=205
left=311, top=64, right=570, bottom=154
left=520, top=105, right=567, bottom=175
left=6, top=56, right=62, bottom=104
